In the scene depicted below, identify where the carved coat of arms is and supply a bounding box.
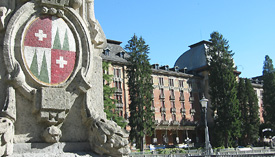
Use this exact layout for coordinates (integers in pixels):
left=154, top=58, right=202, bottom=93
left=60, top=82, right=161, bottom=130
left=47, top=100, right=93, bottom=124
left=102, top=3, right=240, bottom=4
left=23, top=16, right=76, bottom=85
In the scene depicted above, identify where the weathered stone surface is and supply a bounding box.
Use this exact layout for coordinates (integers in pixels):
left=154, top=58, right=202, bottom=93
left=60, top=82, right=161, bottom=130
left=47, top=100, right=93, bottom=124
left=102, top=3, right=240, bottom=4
left=0, top=0, right=130, bottom=156
left=0, top=117, right=14, bottom=156
left=43, top=126, right=62, bottom=143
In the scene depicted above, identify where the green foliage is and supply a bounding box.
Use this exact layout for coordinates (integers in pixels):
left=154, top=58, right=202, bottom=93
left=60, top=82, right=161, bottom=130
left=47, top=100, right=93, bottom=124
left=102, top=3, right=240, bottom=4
left=102, top=61, right=127, bottom=128
left=125, top=34, right=154, bottom=151
left=237, top=78, right=260, bottom=146
left=262, top=55, right=275, bottom=129
left=207, top=31, right=241, bottom=147
left=156, top=148, right=186, bottom=154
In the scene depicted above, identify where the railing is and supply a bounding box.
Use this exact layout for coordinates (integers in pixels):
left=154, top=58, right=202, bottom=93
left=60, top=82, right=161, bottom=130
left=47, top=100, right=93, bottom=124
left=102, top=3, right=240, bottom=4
left=189, top=97, right=194, bottom=102
left=160, top=107, right=166, bottom=113
left=115, top=103, right=123, bottom=108
left=169, top=95, right=175, bottom=100
left=170, top=107, right=176, bottom=113
left=179, top=96, right=185, bottom=101
left=180, top=108, right=186, bottom=114
left=129, top=147, right=275, bottom=156
left=160, top=120, right=169, bottom=125
left=115, top=88, right=122, bottom=93
left=159, top=94, right=165, bottom=99
left=171, top=120, right=180, bottom=126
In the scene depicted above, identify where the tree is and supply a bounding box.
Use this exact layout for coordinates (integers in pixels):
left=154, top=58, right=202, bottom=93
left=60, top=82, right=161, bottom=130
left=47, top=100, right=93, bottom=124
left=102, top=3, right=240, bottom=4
left=262, top=55, right=275, bottom=129
left=237, top=78, right=260, bottom=146
left=125, top=35, right=154, bottom=151
left=102, top=61, right=127, bottom=128
left=207, top=31, right=241, bottom=147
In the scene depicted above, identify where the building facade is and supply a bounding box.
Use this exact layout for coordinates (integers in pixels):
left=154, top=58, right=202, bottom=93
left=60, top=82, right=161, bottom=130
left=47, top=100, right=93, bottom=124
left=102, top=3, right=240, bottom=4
left=102, top=39, right=264, bottom=147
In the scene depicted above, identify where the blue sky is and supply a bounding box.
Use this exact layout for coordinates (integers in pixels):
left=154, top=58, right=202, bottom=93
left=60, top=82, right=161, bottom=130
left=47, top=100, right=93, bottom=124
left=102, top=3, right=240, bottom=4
left=95, top=0, right=275, bottom=78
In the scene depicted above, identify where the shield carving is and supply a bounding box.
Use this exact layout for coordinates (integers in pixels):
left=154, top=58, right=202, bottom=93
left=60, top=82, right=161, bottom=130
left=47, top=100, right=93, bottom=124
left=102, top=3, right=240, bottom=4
left=23, top=16, right=76, bottom=85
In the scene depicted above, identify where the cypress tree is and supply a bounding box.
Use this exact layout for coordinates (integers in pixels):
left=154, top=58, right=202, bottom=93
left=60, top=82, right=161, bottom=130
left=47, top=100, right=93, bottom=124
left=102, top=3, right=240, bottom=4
left=262, top=55, right=275, bottom=129
left=102, top=61, right=127, bottom=128
left=125, top=34, right=154, bottom=151
left=237, top=78, right=248, bottom=146
left=207, top=31, right=241, bottom=147
left=237, top=78, right=260, bottom=146
left=245, top=78, right=260, bottom=145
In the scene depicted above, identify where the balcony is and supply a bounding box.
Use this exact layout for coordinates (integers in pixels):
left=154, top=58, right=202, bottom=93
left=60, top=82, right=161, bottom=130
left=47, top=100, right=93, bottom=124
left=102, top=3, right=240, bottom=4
left=160, top=107, right=166, bottom=113
left=159, top=94, right=165, bottom=99
left=160, top=120, right=169, bottom=125
left=171, top=120, right=180, bottom=126
left=115, top=103, right=123, bottom=108
left=153, top=120, right=158, bottom=125
left=170, top=107, right=176, bottom=113
left=179, top=96, right=185, bottom=101
left=189, top=97, right=194, bottom=102
left=115, top=88, right=122, bottom=93
left=190, top=109, right=196, bottom=114
left=169, top=95, right=175, bottom=100
left=180, top=108, right=186, bottom=113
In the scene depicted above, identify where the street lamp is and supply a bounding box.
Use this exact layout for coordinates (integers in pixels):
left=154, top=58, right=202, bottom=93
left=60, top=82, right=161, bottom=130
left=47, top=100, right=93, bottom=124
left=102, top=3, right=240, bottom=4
left=185, top=137, right=191, bottom=154
left=200, top=95, right=213, bottom=156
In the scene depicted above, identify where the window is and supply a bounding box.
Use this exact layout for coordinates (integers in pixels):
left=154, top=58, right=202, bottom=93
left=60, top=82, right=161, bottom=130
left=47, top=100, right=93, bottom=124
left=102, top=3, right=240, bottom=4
left=169, top=79, right=174, bottom=87
left=181, top=102, right=185, bottom=109
left=113, top=68, right=121, bottom=78
left=180, top=90, right=184, bottom=97
left=172, top=114, right=176, bottom=121
left=170, top=89, right=174, bottom=97
left=119, top=110, right=123, bottom=117
left=161, top=101, right=165, bottom=108
left=161, top=114, right=166, bottom=121
left=159, top=77, right=164, bottom=86
left=104, top=48, right=110, bottom=56
left=160, top=88, right=164, bottom=97
left=171, top=101, right=175, bottom=108
left=114, top=81, right=122, bottom=89
left=179, top=80, right=184, bottom=88
left=115, top=95, right=122, bottom=103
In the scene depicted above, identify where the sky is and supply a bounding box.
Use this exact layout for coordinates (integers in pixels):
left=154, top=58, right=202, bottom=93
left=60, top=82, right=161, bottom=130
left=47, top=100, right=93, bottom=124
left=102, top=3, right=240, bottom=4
left=94, top=0, right=275, bottom=78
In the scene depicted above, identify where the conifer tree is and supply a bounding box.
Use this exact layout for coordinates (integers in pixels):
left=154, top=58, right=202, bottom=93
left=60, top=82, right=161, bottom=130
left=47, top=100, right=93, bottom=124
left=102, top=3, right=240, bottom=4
left=125, top=35, right=154, bottom=151
left=207, top=31, right=241, bottom=147
left=262, top=55, right=275, bottom=128
left=237, top=78, right=260, bottom=146
left=102, top=61, right=127, bottom=128
left=244, top=78, right=260, bottom=145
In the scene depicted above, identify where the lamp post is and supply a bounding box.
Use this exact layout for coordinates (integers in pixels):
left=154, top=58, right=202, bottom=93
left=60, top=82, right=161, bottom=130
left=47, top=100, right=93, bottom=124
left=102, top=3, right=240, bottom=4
left=200, top=95, right=213, bottom=156
left=185, top=137, right=191, bottom=154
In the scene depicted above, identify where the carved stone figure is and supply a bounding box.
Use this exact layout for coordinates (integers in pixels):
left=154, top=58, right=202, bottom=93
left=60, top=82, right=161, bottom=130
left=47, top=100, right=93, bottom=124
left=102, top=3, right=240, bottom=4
left=0, top=0, right=130, bottom=156
left=88, top=118, right=130, bottom=156
left=0, top=117, right=14, bottom=157
left=0, top=0, right=15, bottom=31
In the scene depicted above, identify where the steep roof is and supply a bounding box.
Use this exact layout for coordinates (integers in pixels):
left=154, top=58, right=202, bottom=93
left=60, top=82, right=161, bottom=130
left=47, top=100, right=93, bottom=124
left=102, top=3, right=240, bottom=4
left=174, top=40, right=211, bottom=71
left=101, top=39, right=129, bottom=64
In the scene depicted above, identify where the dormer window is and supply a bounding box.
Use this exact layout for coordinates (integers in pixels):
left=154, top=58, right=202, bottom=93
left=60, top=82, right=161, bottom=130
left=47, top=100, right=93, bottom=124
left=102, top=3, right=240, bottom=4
left=117, top=52, right=125, bottom=58
left=152, top=64, right=159, bottom=69
left=103, top=48, right=110, bottom=56
left=175, top=66, right=179, bottom=72
left=165, top=65, right=169, bottom=71
left=120, top=52, right=125, bottom=58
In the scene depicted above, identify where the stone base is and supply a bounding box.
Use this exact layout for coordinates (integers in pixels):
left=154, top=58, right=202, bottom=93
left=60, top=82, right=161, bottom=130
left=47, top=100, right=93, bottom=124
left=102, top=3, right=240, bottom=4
left=11, top=142, right=100, bottom=157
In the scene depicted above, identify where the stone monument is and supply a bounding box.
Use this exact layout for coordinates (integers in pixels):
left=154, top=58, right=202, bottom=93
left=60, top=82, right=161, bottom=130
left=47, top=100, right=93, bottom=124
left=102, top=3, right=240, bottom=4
left=0, top=0, right=130, bottom=156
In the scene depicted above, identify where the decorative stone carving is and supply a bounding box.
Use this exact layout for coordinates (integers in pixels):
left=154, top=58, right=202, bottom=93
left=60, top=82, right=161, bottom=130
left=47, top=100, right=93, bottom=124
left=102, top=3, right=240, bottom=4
left=0, top=0, right=15, bottom=31
left=0, top=0, right=130, bottom=156
left=0, top=117, right=14, bottom=157
left=88, top=118, right=130, bottom=156
left=43, top=126, right=62, bottom=143
left=86, top=0, right=107, bottom=49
